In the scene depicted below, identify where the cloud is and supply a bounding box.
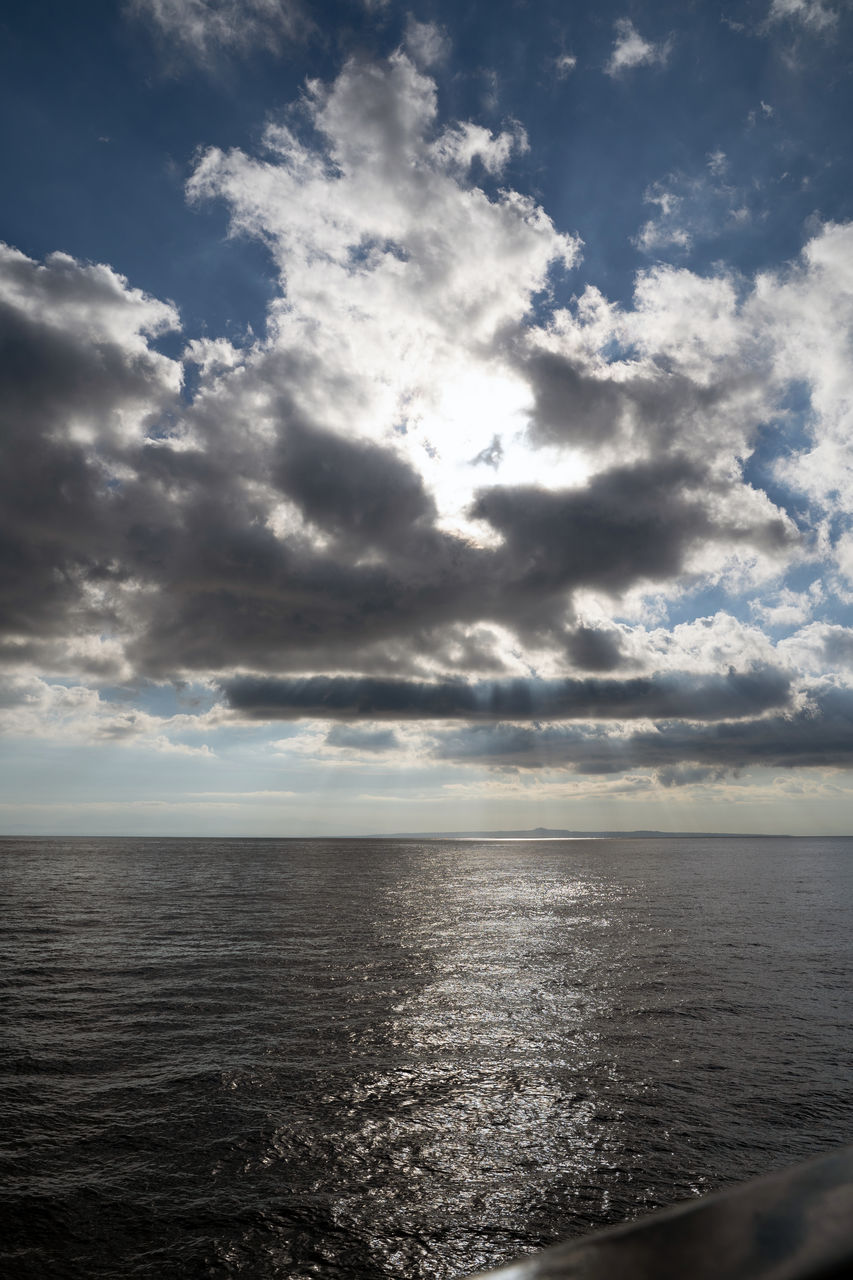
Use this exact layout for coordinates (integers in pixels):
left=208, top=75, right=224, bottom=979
left=404, top=17, right=450, bottom=68
left=779, top=622, right=853, bottom=673
left=470, top=456, right=793, bottom=601
left=605, top=19, right=671, bottom=77
left=222, top=667, right=792, bottom=721
left=752, top=223, right=853, bottom=531
left=767, top=0, right=838, bottom=30
left=633, top=167, right=756, bottom=256
left=325, top=724, right=401, bottom=752
left=126, top=0, right=309, bottom=63
left=0, top=243, right=180, bottom=658
left=707, top=149, right=727, bottom=177
left=749, top=583, right=823, bottom=628
left=0, top=673, right=217, bottom=753
left=0, top=57, right=575, bottom=682
left=187, top=53, right=567, bottom=360
left=554, top=53, right=577, bottom=78
left=275, top=419, right=435, bottom=547
left=655, top=765, right=723, bottom=788
left=565, top=626, right=625, bottom=672
left=431, top=684, right=853, bottom=773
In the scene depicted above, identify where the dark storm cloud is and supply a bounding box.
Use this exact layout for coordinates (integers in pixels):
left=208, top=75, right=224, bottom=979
left=566, top=625, right=625, bottom=672
left=0, top=383, right=792, bottom=683
left=522, top=350, right=629, bottom=447
left=275, top=419, right=435, bottom=545
left=0, top=256, right=177, bottom=646
left=127, top=445, right=752, bottom=677
left=431, top=685, right=853, bottom=773
left=519, top=347, right=756, bottom=452
left=471, top=456, right=791, bottom=595
left=222, top=666, right=791, bottom=721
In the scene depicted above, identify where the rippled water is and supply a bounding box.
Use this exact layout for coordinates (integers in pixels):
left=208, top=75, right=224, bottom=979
left=2, top=836, right=852, bottom=1278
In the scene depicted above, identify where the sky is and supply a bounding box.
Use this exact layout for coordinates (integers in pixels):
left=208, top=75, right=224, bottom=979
left=2, top=0, right=853, bottom=836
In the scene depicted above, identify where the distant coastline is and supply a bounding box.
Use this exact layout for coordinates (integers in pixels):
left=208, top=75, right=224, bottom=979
left=373, top=826, right=795, bottom=839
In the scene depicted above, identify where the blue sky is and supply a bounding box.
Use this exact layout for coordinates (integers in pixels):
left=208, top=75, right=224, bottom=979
left=2, top=0, right=853, bottom=835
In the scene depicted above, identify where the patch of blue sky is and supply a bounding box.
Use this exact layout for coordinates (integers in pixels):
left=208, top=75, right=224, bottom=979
left=742, top=392, right=819, bottom=534
left=649, top=582, right=756, bottom=630
left=95, top=680, right=217, bottom=717
left=0, top=1, right=298, bottom=337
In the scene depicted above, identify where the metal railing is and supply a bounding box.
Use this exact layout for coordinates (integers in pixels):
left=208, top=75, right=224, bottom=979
left=467, top=1144, right=853, bottom=1280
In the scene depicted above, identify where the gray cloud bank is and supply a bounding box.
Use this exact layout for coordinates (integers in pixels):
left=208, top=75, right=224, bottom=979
left=431, top=685, right=853, bottom=774
left=223, top=668, right=792, bottom=721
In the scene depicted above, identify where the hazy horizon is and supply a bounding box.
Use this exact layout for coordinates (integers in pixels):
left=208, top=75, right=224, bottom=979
left=2, top=827, right=850, bottom=840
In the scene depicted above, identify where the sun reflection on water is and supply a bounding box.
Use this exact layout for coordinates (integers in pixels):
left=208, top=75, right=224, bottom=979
left=309, top=847, right=633, bottom=1275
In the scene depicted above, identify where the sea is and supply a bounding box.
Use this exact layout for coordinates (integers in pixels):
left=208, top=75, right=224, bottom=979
left=1, top=835, right=851, bottom=1279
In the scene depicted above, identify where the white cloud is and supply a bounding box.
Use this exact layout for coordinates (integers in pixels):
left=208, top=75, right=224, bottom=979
left=749, top=583, right=824, bottom=628
left=0, top=674, right=218, bottom=752
left=751, top=222, right=853, bottom=523
left=777, top=621, right=853, bottom=674
left=628, top=613, right=780, bottom=674
left=605, top=18, right=671, bottom=77
left=554, top=53, right=577, bottom=78
left=0, top=243, right=178, bottom=358
left=432, top=120, right=528, bottom=175
left=767, top=0, right=838, bottom=30
left=187, top=52, right=579, bottom=531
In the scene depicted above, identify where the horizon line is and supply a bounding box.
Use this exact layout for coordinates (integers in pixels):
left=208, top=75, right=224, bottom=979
left=3, top=829, right=851, bottom=840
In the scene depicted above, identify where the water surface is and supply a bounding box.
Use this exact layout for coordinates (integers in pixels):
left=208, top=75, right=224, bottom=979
left=1, top=836, right=851, bottom=1278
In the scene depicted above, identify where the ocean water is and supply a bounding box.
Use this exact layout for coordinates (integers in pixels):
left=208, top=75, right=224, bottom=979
left=1, top=836, right=851, bottom=1280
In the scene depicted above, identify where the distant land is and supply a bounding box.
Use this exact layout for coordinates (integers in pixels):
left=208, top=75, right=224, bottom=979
left=375, top=827, right=791, bottom=839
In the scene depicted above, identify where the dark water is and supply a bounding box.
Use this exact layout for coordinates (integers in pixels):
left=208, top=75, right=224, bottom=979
left=1, top=836, right=851, bottom=1279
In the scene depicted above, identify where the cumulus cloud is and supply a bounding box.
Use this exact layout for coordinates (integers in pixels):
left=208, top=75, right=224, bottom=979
left=749, top=583, right=823, bottom=628
left=605, top=19, right=671, bottom=77
left=753, top=223, right=853, bottom=531
left=0, top=674, right=216, bottom=754
left=778, top=622, right=853, bottom=673
left=0, top=243, right=180, bottom=659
